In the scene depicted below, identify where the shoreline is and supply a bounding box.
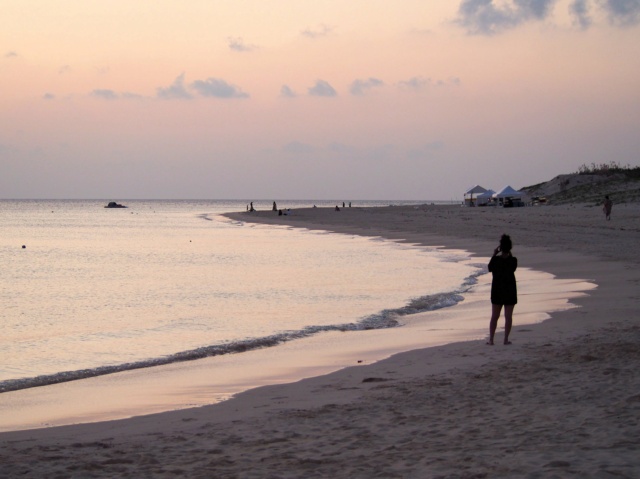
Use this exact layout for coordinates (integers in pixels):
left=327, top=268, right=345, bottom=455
left=2, top=204, right=639, bottom=477
left=0, top=210, right=589, bottom=432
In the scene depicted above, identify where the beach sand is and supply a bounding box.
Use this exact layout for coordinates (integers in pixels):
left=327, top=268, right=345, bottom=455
left=1, top=203, right=639, bottom=478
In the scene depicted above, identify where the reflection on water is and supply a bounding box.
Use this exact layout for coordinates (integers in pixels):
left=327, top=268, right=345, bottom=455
left=0, top=200, right=477, bottom=388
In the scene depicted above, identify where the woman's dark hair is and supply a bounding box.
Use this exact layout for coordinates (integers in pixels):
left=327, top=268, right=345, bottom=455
left=500, top=234, right=512, bottom=253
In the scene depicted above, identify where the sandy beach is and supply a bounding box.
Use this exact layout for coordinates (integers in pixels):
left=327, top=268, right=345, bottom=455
left=2, top=203, right=640, bottom=478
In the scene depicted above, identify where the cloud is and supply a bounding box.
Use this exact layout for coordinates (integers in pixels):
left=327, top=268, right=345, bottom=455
left=157, top=73, right=193, bottom=99
left=456, top=0, right=557, bottom=35
left=91, top=89, right=119, bottom=100
left=91, top=89, right=143, bottom=100
left=91, top=89, right=142, bottom=100
left=43, top=93, right=56, bottom=100
left=190, top=78, right=249, bottom=98
left=457, top=0, right=640, bottom=32
left=398, top=76, right=432, bottom=90
left=568, top=0, right=640, bottom=29
left=157, top=74, right=250, bottom=100
left=280, top=85, right=297, bottom=98
left=4, top=51, right=18, bottom=58
left=227, top=37, right=258, bottom=52
left=58, top=65, right=71, bottom=74
left=397, top=76, right=460, bottom=91
left=522, top=0, right=556, bottom=18
left=301, top=24, right=334, bottom=39
left=349, top=78, right=384, bottom=96
left=570, top=0, right=593, bottom=29
left=308, top=80, right=337, bottom=97
left=602, top=0, right=640, bottom=26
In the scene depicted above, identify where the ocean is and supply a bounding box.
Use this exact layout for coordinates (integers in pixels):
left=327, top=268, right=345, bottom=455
left=0, top=199, right=480, bottom=394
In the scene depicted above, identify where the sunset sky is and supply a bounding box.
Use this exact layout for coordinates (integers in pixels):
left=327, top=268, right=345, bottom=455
left=2, top=0, right=639, bottom=200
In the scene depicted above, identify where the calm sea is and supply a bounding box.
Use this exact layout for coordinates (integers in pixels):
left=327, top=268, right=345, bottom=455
left=0, top=199, right=480, bottom=393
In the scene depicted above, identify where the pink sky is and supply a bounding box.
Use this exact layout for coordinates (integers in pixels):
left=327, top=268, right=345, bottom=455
left=1, top=0, right=639, bottom=199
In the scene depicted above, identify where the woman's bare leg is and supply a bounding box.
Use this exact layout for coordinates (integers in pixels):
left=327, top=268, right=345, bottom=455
left=488, top=304, right=502, bottom=345
left=503, top=304, right=515, bottom=344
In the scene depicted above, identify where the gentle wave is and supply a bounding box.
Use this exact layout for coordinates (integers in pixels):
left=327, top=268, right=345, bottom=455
left=0, top=269, right=484, bottom=394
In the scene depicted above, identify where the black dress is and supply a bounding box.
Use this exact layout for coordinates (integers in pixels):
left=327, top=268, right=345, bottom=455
left=488, top=255, right=518, bottom=305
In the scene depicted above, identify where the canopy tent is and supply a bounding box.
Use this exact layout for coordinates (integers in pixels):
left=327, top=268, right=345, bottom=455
left=492, top=185, right=524, bottom=207
left=475, top=189, right=496, bottom=206
left=492, top=185, right=523, bottom=199
left=463, top=185, right=488, bottom=206
left=465, top=185, right=488, bottom=195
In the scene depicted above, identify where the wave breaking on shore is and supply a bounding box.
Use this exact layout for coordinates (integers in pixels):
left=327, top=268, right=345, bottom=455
left=0, top=269, right=484, bottom=394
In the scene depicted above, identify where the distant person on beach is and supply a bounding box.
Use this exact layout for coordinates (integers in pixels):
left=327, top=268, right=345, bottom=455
left=603, top=195, right=612, bottom=221
left=273, top=201, right=277, bottom=211
left=250, top=202, right=255, bottom=212
left=487, top=234, right=518, bottom=346
left=335, top=205, right=340, bottom=211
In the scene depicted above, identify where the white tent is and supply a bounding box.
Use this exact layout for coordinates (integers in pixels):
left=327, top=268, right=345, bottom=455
left=476, top=189, right=496, bottom=206
left=493, top=185, right=522, bottom=199
left=464, top=185, right=488, bottom=206
left=492, top=185, right=524, bottom=206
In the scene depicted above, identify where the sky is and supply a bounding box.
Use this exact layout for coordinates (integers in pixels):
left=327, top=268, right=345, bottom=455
left=1, top=0, right=639, bottom=200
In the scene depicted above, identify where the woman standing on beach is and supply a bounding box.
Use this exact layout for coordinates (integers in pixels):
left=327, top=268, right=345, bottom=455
left=487, top=234, right=517, bottom=345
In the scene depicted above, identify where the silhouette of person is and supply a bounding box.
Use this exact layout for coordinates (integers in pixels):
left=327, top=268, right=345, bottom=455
left=603, top=195, right=612, bottom=220
left=487, top=234, right=517, bottom=345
